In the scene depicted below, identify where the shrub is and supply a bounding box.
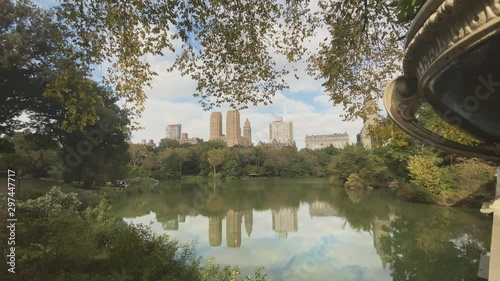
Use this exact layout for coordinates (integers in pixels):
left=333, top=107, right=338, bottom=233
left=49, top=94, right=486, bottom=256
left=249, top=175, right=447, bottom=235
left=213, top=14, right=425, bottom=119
left=14, top=187, right=268, bottom=281
left=328, top=145, right=388, bottom=188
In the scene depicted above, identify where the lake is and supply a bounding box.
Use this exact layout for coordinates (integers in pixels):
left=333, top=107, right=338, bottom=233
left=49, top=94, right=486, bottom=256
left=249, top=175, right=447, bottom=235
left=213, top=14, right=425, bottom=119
left=115, top=178, right=492, bottom=281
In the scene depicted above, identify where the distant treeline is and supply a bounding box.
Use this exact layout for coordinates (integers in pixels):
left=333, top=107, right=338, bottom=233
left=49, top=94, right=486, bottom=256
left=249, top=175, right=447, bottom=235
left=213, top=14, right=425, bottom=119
left=129, top=138, right=337, bottom=179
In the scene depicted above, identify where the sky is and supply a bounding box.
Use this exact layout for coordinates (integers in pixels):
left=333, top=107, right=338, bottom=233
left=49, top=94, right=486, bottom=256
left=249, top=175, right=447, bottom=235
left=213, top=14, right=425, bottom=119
left=132, top=59, right=368, bottom=149
left=34, top=0, right=391, bottom=149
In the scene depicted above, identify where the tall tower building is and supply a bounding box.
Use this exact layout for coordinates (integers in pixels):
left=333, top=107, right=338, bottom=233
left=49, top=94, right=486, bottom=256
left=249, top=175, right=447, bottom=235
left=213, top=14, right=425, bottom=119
left=269, top=117, right=294, bottom=144
left=272, top=207, right=298, bottom=239
left=226, top=110, right=241, bottom=147
left=166, top=124, right=182, bottom=140
left=210, top=112, right=223, bottom=140
left=243, top=118, right=252, bottom=146
left=208, top=216, right=222, bottom=247
left=226, top=209, right=242, bottom=248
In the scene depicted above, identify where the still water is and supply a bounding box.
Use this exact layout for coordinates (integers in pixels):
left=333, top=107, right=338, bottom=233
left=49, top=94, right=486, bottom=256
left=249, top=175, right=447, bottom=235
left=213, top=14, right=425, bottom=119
left=115, top=178, right=492, bottom=281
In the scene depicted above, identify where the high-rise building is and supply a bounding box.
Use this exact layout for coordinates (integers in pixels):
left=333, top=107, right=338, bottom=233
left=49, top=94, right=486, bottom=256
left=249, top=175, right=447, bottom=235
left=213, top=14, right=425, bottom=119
left=210, top=112, right=223, bottom=140
left=226, top=110, right=241, bottom=147
left=210, top=110, right=251, bottom=147
left=243, top=118, right=252, bottom=146
left=226, top=209, right=242, bottom=248
left=305, top=133, right=349, bottom=150
left=272, top=207, right=298, bottom=239
left=209, top=216, right=222, bottom=247
left=166, top=124, right=182, bottom=140
left=269, top=116, right=294, bottom=144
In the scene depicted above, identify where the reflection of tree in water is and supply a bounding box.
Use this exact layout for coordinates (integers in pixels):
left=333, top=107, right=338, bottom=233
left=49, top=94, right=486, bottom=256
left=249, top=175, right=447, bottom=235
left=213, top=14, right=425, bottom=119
left=322, top=188, right=491, bottom=280
left=324, top=188, right=394, bottom=232
left=116, top=179, right=492, bottom=280
left=156, top=213, right=179, bottom=231
left=379, top=206, right=491, bottom=281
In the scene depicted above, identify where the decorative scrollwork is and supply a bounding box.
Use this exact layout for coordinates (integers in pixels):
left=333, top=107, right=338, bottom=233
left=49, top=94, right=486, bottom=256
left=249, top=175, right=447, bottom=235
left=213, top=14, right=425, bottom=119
left=404, top=0, right=500, bottom=82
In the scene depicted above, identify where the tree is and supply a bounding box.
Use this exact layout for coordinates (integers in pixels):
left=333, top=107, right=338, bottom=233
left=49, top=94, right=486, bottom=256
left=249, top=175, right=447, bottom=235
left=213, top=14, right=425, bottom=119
left=128, top=144, right=151, bottom=168
left=0, top=0, right=55, bottom=133
left=0, top=132, right=60, bottom=179
left=7, top=0, right=424, bottom=130
left=174, top=148, right=191, bottom=176
left=158, top=138, right=180, bottom=150
left=27, top=82, right=131, bottom=187
left=328, top=144, right=388, bottom=188
left=207, top=149, right=226, bottom=177
left=1, top=0, right=103, bottom=133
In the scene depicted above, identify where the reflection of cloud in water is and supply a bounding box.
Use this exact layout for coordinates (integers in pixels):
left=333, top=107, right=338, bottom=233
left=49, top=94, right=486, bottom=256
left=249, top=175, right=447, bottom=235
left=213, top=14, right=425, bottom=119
left=123, top=203, right=392, bottom=281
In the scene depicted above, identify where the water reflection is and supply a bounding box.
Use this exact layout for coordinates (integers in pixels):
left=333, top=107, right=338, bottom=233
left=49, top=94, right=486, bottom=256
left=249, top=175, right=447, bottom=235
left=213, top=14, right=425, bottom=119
left=272, top=207, right=298, bottom=239
left=118, top=179, right=492, bottom=281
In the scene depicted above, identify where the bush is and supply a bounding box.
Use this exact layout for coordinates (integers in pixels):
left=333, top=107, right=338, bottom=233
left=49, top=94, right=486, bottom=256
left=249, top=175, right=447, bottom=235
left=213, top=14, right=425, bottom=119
left=328, top=145, right=388, bottom=188
left=13, top=187, right=268, bottom=281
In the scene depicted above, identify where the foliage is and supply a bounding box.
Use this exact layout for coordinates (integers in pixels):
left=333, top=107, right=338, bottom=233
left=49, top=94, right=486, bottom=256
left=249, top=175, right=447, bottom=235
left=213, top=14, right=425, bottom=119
left=0, top=133, right=60, bottom=178
left=309, top=0, right=406, bottom=121
left=13, top=186, right=268, bottom=280
left=328, top=144, right=388, bottom=188
left=0, top=0, right=58, bottom=133
left=1, top=0, right=426, bottom=130
left=158, top=138, right=181, bottom=150
left=207, top=149, right=226, bottom=177
left=407, top=154, right=443, bottom=194
left=443, top=158, right=496, bottom=206
left=127, top=143, right=340, bottom=180
left=407, top=154, right=454, bottom=196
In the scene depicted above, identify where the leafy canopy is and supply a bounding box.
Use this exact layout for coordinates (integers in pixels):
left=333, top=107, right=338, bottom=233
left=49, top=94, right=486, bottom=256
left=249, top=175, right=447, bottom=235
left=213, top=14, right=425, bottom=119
left=11, top=0, right=423, bottom=130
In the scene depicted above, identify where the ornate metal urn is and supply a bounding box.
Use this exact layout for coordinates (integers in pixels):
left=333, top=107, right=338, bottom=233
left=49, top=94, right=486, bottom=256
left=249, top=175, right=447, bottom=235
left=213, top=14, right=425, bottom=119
left=384, top=0, right=500, bottom=161
left=384, top=1, right=500, bottom=280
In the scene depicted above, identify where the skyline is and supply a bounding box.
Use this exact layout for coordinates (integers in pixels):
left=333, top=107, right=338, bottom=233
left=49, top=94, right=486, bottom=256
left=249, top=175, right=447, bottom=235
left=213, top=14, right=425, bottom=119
left=156, top=109, right=365, bottom=149
left=132, top=100, right=377, bottom=149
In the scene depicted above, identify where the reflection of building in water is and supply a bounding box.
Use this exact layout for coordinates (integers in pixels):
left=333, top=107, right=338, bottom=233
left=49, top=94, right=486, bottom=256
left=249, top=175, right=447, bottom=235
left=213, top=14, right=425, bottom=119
left=309, top=201, right=339, bottom=217
left=272, top=207, right=298, bottom=239
left=178, top=214, right=186, bottom=223
left=373, top=213, right=398, bottom=268
left=208, top=217, right=222, bottom=247
left=244, top=210, right=253, bottom=237
left=226, top=210, right=243, bottom=248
